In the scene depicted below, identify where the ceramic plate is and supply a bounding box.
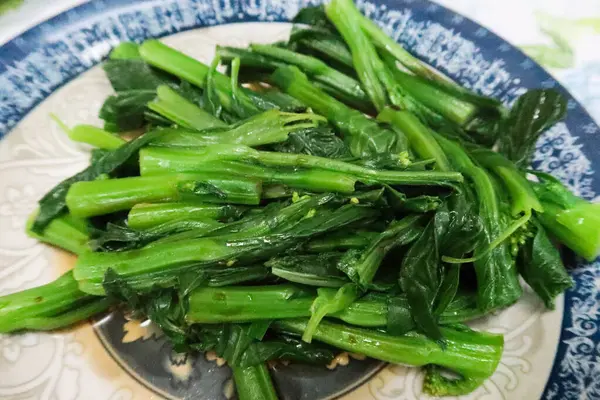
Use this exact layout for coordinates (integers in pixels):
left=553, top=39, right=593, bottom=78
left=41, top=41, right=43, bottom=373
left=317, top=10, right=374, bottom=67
left=0, top=1, right=598, bottom=399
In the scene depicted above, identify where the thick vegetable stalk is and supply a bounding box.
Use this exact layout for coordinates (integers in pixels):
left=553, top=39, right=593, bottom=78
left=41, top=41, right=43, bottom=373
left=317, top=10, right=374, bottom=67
left=532, top=174, right=600, bottom=261
left=187, top=285, right=315, bottom=323
left=249, top=44, right=370, bottom=105
left=470, top=148, right=543, bottom=216
left=139, top=40, right=302, bottom=118
left=274, top=318, right=504, bottom=396
left=31, top=129, right=164, bottom=233
left=139, top=40, right=259, bottom=117
left=65, top=173, right=263, bottom=217
left=386, top=69, right=478, bottom=127
left=148, top=85, right=227, bottom=130
left=127, top=202, right=244, bottom=230
left=141, top=157, right=358, bottom=193
left=349, top=5, right=442, bottom=84
left=270, top=66, right=406, bottom=159
left=139, top=144, right=464, bottom=187
left=0, top=271, right=111, bottom=333
left=324, top=0, right=388, bottom=110
left=325, top=0, right=433, bottom=121
left=74, top=203, right=378, bottom=294
left=26, top=211, right=90, bottom=255
left=377, top=107, right=452, bottom=171
left=152, top=109, right=326, bottom=148
left=232, top=363, right=278, bottom=400
left=186, top=285, right=484, bottom=328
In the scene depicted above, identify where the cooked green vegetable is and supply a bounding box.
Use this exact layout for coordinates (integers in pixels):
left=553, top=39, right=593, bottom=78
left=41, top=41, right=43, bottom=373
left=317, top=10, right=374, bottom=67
left=533, top=174, right=600, bottom=261
left=3, top=2, right=586, bottom=398
left=271, top=66, right=407, bottom=158
left=233, top=363, right=278, bottom=400
left=127, top=202, right=244, bottom=229
left=26, top=211, right=90, bottom=255
left=151, top=109, right=325, bottom=148
left=275, top=319, right=503, bottom=396
left=0, top=272, right=111, bottom=333
left=31, top=129, right=163, bottom=233
left=139, top=144, right=463, bottom=187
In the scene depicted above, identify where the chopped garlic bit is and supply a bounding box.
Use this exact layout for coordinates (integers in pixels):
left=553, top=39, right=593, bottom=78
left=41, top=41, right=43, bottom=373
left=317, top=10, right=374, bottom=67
left=326, top=352, right=350, bottom=370
left=349, top=352, right=366, bottom=360
left=205, top=351, right=227, bottom=367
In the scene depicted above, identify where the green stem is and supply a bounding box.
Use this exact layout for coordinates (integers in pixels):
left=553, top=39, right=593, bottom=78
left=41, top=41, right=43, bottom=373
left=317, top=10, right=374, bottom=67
left=377, top=107, right=452, bottom=171
left=65, top=173, right=262, bottom=217
left=356, top=10, right=443, bottom=83
left=186, top=285, right=315, bottom=323
left=250, top=44, right=369, bottom=104
left=389, top=69, right=477, bottom=126
left=325, top=0, right=388, bottom=110
left=271, top=66, right=404, bottom=158
left=185, top=285, right=482, bottom=328
left=471, top=148, right=543, bottom=215
left=26, top=211, right=89, bottom=255
left=51, top=114, right=125, bottom=150
left=140, top=145, right=463, bottom=187
left=274, top=319, right=503, bottom=388
left=152, top=109, right=324, bottom=148
left=13, top=298, right=111, bottom=331
left=232, top=363, right=278, bottom=400
left=109, top=42, right=141, bottom=60
left=148, top=85, right=226, bottom=130
left=295, top=36, right=353, bottom=68
left=537, top=201, right=600, bottom=261
left=127, top=202, right=242, bottom=230
left=0, top=271, right=104, bottom=333
left=69, top=125, right=125, bottom=150
left=139, top=40, right=258, bottom=116
left=140, top=150, right=358, bottom=193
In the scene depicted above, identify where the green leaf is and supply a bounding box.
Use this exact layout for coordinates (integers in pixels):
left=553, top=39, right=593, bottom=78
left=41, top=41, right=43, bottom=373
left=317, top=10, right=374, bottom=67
left=273, top=126, right=351, bottom=159
left=240, top=335, right=334, bottom=367
left=302, top=283, right=360, bottom=343
left=31, top=129, right=163, bottom=233
left=497, top=89, right=567, bottom=166
left=266, top=252, right=350, bottom=287
left=99, top=90, right=158, bottom=132
left=399, top=219, right=443, bottom=341
left=518, top=220, right=573, bottom=308
left=103, top=59, right=174, bottom=92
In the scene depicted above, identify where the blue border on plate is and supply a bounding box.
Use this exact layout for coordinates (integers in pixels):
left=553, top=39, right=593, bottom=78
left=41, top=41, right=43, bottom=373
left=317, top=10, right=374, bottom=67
left=0, top=0, right=598, bottom=399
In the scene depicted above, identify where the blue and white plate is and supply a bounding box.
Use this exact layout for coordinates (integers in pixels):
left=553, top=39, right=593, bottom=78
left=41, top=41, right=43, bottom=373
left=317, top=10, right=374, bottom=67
left=0, top=1, right=598, bottom=399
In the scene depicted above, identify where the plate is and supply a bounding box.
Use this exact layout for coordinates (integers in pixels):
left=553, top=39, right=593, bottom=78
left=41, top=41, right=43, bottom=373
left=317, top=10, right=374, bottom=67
left=0, top=1, right=598, bottom=399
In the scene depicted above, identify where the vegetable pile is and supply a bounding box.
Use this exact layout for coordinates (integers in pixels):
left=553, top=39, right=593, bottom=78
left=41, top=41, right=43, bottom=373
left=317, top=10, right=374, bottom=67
left=2, top=0, right=598, bottom=398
